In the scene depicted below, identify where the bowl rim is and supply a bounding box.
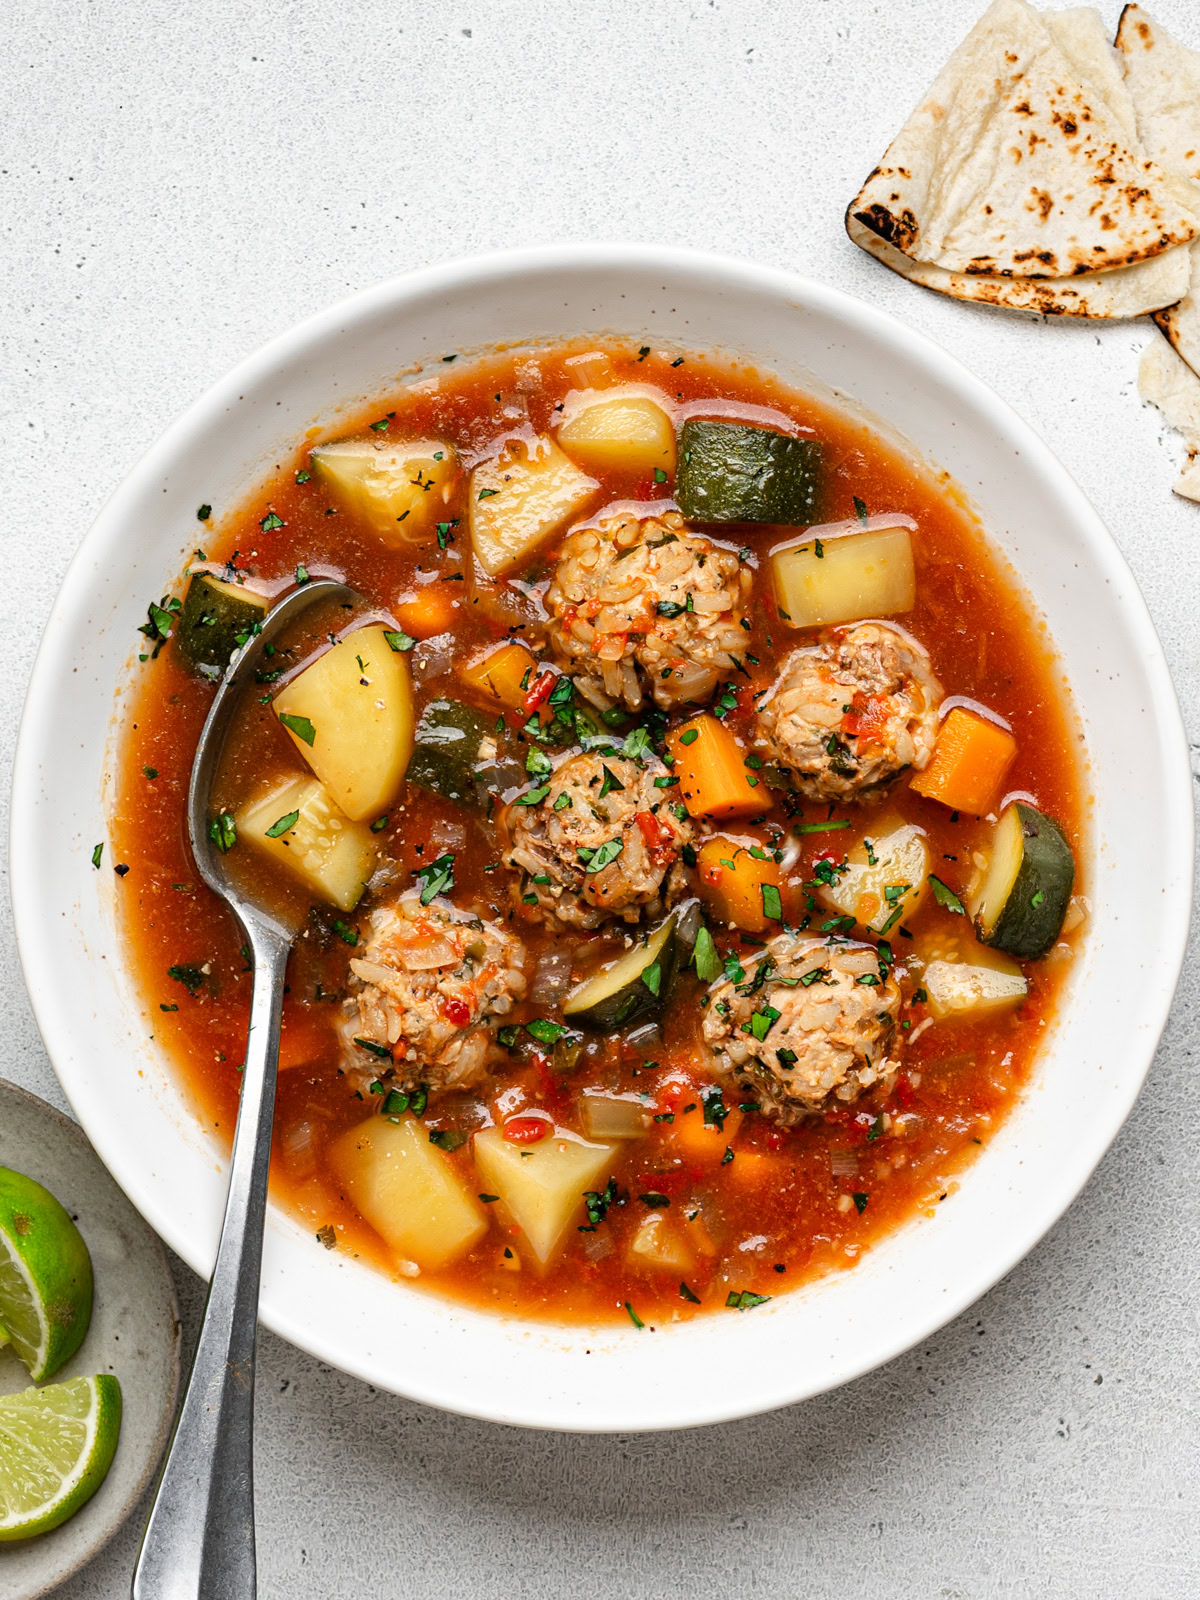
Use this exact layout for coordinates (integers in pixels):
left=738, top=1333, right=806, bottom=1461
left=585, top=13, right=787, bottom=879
left=10, top=242, right=1195, bottom=1429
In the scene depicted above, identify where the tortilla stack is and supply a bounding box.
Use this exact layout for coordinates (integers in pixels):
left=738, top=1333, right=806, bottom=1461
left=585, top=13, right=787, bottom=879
left=847, top=0, right=1195, bottom=317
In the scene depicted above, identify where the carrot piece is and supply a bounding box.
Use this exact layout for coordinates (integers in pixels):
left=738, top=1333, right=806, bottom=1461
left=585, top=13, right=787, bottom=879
left=667, top=1105, right=744, bottom=1164
left=459, top=642, right=539, bottom=713
left=911, top=707, right=1017, bottom=815
left=393, top=583, right=461, bottom=640
left=666, top=715, right=763, bottom=820
left=278, top=1007, right=336, bottom=1072
left=696, top=836, right=783, bottom=933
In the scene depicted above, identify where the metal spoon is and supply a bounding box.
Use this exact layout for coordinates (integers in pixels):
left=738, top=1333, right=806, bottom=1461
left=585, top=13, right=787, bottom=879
left=132, top=578, right=360, bottom=1600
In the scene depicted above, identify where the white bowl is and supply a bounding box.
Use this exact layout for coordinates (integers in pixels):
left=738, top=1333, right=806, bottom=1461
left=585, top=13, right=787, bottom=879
left=11, top=245, right=1193, bottom=1431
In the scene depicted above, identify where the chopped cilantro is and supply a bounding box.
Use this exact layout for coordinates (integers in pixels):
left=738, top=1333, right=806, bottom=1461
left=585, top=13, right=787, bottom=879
left=208, top=813, right=237, bottom=853
left=928, top=875, right=966, bottom=915
left=383, top=629, right=416, bottom=653
left=265, top=809, right=299, bottom=839
left=692, top=926, right=721, bottom=982
left=415, top=851, right=455, bottom=905
left=278, top=712, right=316, bottom=747
left=725, top=1290, right=771, bottom=1311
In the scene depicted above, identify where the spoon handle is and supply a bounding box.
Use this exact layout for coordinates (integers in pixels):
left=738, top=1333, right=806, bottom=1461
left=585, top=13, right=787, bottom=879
left=132, top=922, right=291, bottom=1600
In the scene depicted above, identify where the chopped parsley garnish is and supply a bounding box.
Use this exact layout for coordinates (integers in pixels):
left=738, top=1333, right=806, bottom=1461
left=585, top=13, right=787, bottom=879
left=370, top=814, right=389, bottom=832
left=526, top=1017, right=567, bottom=1046
left=692, top=926, right=721, bottom=982
left=701, top=1085, right=728, bottom=1130
left=197, top=504, right=212, bottom=520
left=679, top=1280, right=701, bottom=1304
left=725, top=1290, right=771, bottom=1311
left=91, top=842, right=103, bottom=868
left=583, top=838, right=623, bottom=874
left=208, top=813, right=237, bottom=853
left=332, top=920, right=358, bottom=946
left=867, top=1116, right=884, bottom=1142
left=776, top=1047, right=798, bottom=1070
left=382, top=1089, right=409, bottom=1118
left=429, top=1129, right=468, bottom=1151
left=656, top=600, right=686, bottom=619
left=580, top=1177, right=620, bottom=1231
left=794, top=818, right=851, bottom=835
left=477, top=487, right=499, bottom=500
left=353, top=1036, right=393, bottom=1059
left=799, top=967, right=830, bottom=988
left=853, top=496, right=869, bottom=525
left=265, top=809, right=299, bottom=838
left=852, top=1192, right=869, bottom=1214
left=928, top=875, right=966, bottom=915
left=295, top=469, right=311, bottom=484
left=624, top=1301, right=645, bottom=1330
left=496, top=1025, right=519, bottom=1049
left=761, top=883, right=783, bottom=922
left=278, top=711, right=316, bottom=746
left=641, top=961, right=662, bottom=997
left=653, top=468, right=669, bottom=484
left=143, top=766, right=158, bottom=780
left=678, top=727, right=700, bottom=746
left=383, top=628, right=416, bottom=653
left=479, top=1193, right=500, bottom=1204
left=515, top=784, right=551, bottom=807
left=414, top=852, right=455, bottom=905
left=744, top=1004, right=781, bottom=1041
left=598, top=764, right=625, bottom=798
left=369, top=416, right=390, bottom=431
left=167, top=963, right=206, bottom=997
left=638, top=1192, right=670, bottom=1209
left=260, top=510, right=285, bottom=532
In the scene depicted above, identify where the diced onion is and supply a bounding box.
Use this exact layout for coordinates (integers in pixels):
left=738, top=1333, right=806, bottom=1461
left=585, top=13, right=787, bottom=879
left=580, top=1091, right=651, bottom=1141
left=530, top=948, right=576, bottom=1008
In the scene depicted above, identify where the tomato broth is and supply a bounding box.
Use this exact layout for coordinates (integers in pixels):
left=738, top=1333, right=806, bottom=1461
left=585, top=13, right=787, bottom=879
left=110, top=340, right=1087, bottom=1329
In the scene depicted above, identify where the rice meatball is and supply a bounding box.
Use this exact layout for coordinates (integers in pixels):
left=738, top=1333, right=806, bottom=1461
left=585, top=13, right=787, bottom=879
left=756, top=622, right=941, bottom=803
left=501, top=751, right=693, bottom=930
left=545, top=511, right=751, bottom=711
left=339, top=891, right=527, bottom=1093
left=701, top=935, right=902, bottom=1124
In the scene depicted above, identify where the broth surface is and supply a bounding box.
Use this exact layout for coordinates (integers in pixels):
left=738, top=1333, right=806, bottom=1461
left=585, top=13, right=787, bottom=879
left=111, top=340, right=1087, bottom=1328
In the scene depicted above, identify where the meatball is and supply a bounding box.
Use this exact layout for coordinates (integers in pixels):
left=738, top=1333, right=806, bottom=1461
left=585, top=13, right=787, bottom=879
left=701, top=935, right=901, bottom=1124
left=339, top=890, right=527, bottom=1093
left=545, top=511, right=751, bottom=711
left=756, top=622, right=942, bottom=803
left=501, top=751, right=693, bottom=930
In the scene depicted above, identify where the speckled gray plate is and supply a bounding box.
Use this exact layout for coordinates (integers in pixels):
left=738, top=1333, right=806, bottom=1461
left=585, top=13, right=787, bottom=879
left=0, top=1079, right=180, bottom=1598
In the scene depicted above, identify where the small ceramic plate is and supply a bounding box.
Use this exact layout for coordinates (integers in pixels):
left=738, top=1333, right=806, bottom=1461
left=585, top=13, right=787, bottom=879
left=0, top=1079, right=180, bottom=1598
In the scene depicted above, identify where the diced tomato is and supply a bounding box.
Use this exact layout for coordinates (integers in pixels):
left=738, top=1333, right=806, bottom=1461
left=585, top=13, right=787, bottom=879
left=503, top=1115, right=551, bottom=1144
left=634, top=810, right=676, bottom=865
left=439, top=997, right=472, bottom=1028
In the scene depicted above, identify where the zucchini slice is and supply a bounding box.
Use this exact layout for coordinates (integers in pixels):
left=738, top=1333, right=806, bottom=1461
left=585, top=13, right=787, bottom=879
left=176, top=574, right=270, bottom=676
left=971, top=802, right=1075, bottom=959
left=562, top=914, right=679, bottom=1032
left=404, top=699, right=495, bottom=809
left=675, top=420, right=822, bottom=525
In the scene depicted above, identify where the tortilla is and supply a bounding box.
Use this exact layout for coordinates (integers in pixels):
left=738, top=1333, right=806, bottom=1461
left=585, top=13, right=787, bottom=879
left=1138, top=336, right=1200, bottom=501
left=847, top=209, right=1191, bottom=318
left=848, top=0, right=1195, bottom=280
left=1116, top=6, right=1200, bottom=371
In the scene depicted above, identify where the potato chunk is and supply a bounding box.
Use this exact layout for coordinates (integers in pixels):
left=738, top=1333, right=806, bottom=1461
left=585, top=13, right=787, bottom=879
left=330, top=1115, right=487, bottom=1270
left=771, top=525, right=915, bottom=630
left=310, top=437, right=458, bottom=543
left=469, top=435, right=597, bottom=577
left=817, top=820, right=930, bottom=935
left=922, top=959, right=1027, bottom=1020
left=273, top=625, right=414, bottom=821
left=557, top=391, right=676, bottom=475
left=237, top=775, right=375, bottom=911
left=625, top=1212, right=695, bottom=1273
left=472, top=1125, right=615, bottom=1265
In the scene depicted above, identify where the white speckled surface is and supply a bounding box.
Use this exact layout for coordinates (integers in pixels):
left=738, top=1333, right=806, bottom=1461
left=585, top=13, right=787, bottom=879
left=3, top=0, right=1199, bottom=1594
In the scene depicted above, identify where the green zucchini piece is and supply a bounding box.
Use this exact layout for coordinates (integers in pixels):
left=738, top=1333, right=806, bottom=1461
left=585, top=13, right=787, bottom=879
left=405, top=699, right=494, bottom=808
left=176, top=574, right=270, bottom=676
left=675, top=420, right=822, bottom=525
left=562, top=914, right=679, bottom=1032
left=971, top=802, right=1074, bottom=959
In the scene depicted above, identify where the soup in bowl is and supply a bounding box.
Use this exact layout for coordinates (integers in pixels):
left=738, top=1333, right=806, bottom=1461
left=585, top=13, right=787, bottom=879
left=11, top=247, right=1191, bottom=1429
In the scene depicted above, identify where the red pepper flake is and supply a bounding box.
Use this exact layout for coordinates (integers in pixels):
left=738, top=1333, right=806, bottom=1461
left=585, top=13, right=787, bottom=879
left=503, top=1115, right=551, bottom=1145
left=524, top=669, right=557, bottom=715
left=439, top=997, right=472, bottom=1028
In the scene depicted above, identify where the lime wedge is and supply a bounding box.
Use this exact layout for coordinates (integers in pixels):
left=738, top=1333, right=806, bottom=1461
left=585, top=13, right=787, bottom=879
left=0, top=1167, right=93, bottom=1382
left=0, top=1375, right=122, bottom=1541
